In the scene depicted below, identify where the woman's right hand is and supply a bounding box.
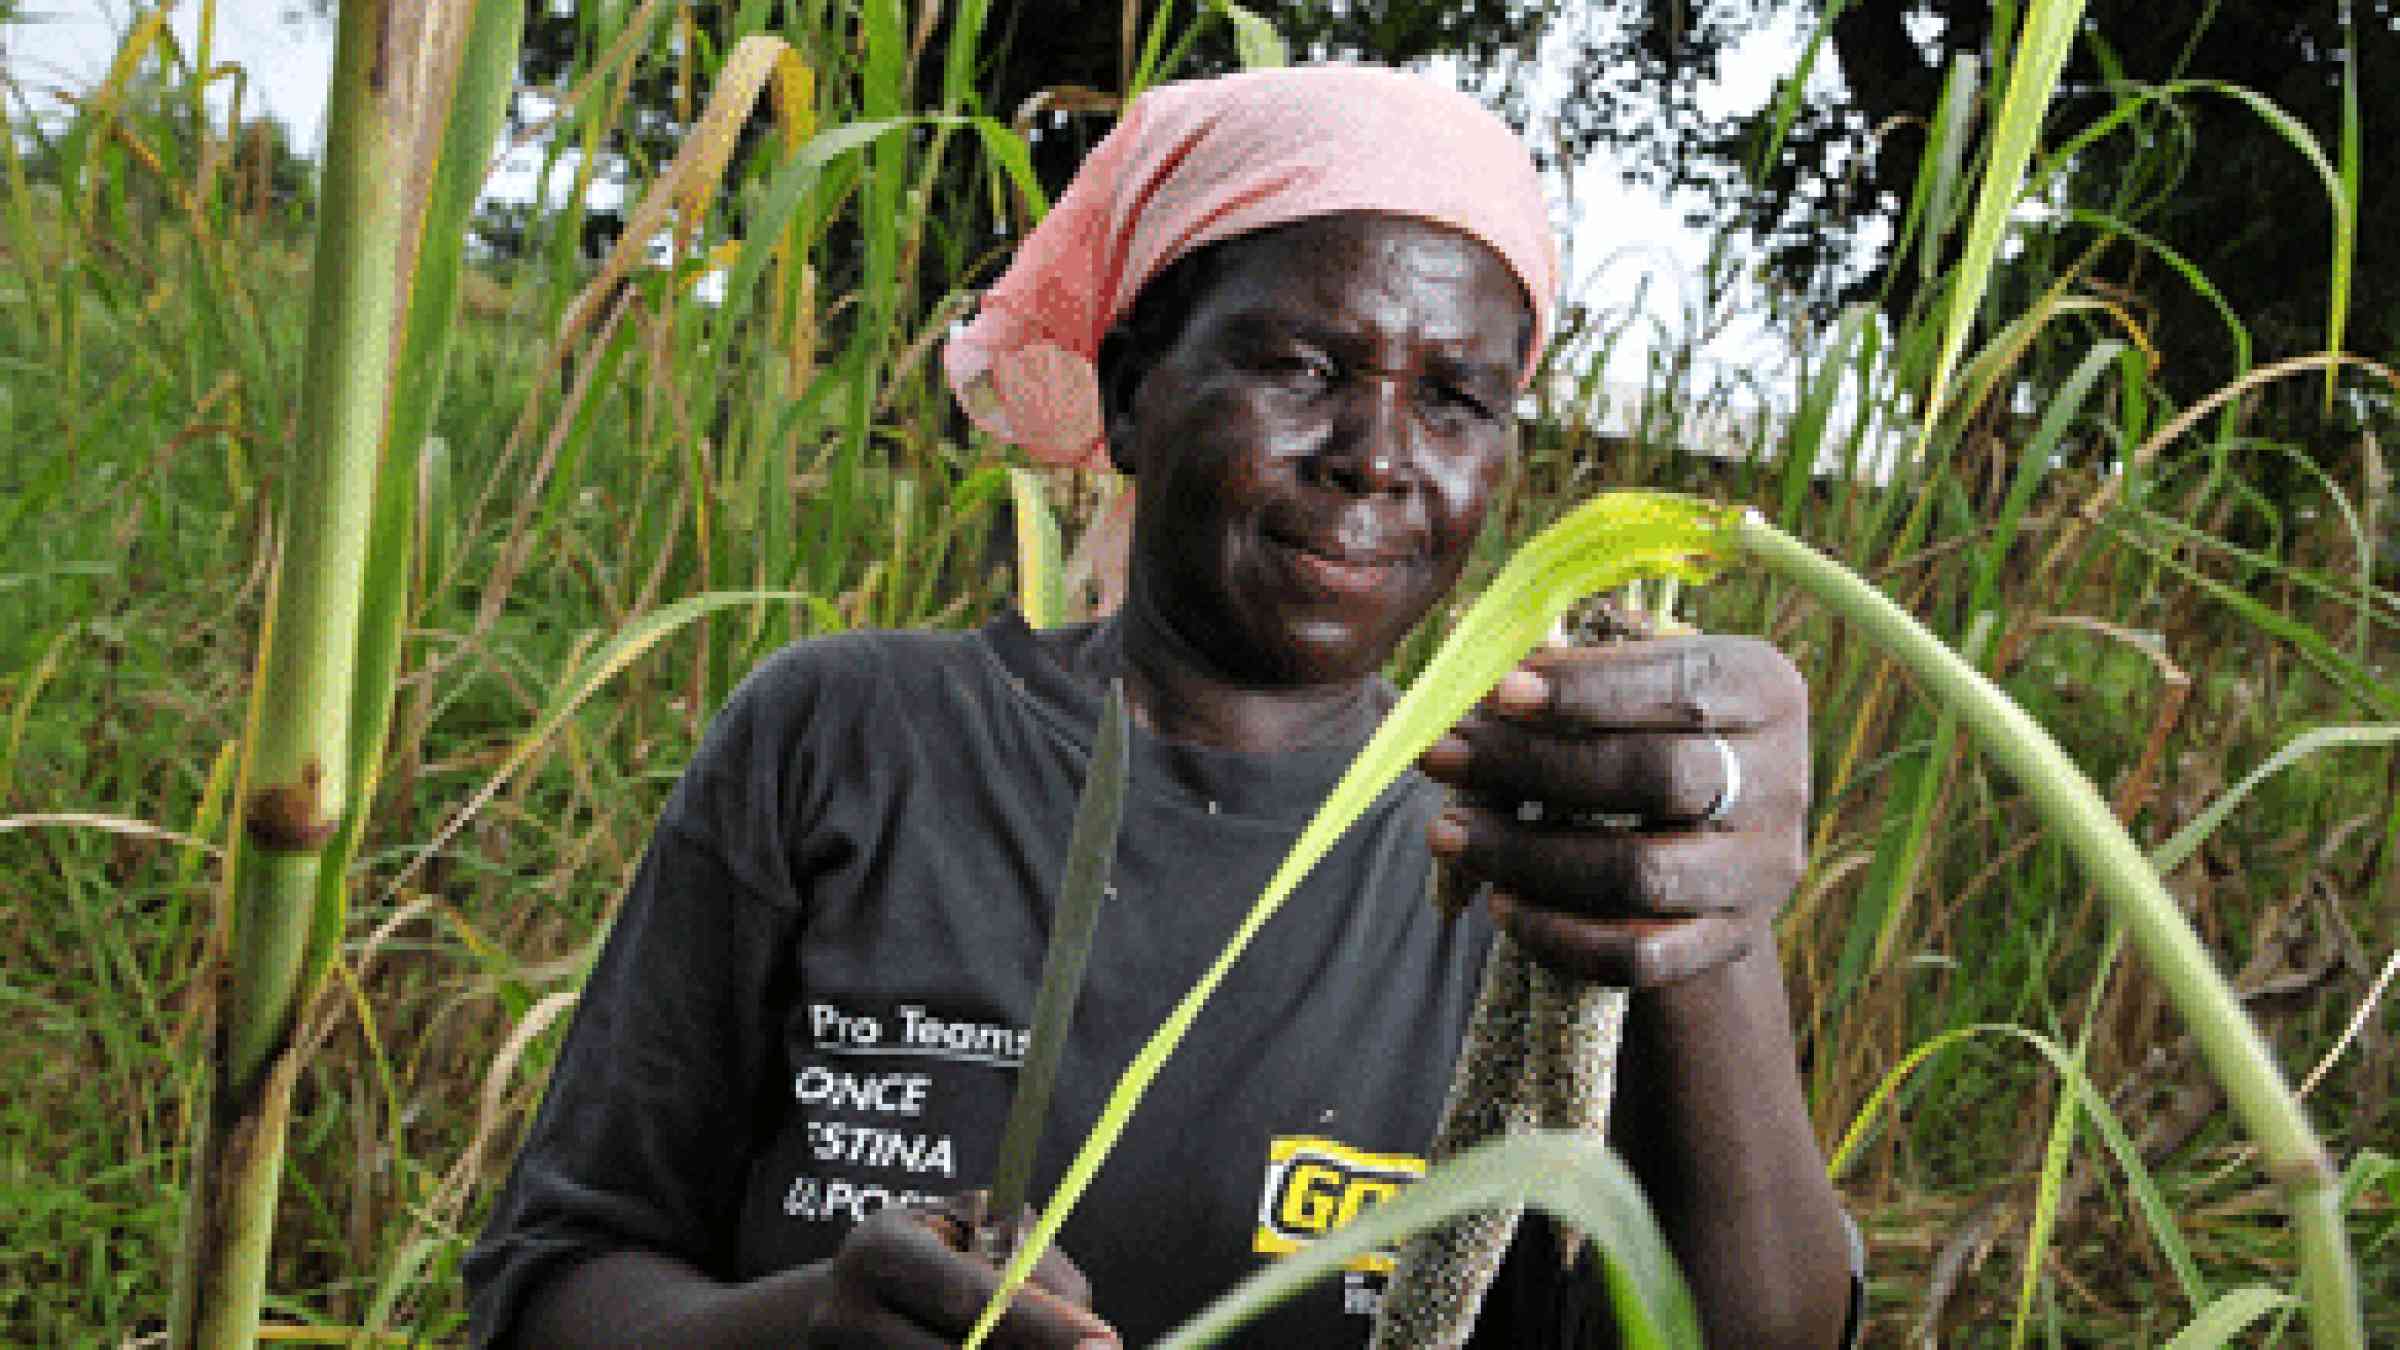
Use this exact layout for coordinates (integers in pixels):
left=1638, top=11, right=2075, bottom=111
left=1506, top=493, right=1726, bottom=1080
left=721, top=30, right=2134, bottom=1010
left=795, top=1192, right=1119, bottom=1349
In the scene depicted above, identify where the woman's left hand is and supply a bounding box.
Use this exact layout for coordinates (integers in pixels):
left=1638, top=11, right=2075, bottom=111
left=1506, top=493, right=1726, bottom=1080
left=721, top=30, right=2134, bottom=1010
left=1418, top=635, right=1808, bottom=987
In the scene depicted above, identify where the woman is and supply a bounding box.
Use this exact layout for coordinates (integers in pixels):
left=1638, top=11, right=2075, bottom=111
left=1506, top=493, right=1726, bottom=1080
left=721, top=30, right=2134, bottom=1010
left=469, top=65, right=1855, bottom=1347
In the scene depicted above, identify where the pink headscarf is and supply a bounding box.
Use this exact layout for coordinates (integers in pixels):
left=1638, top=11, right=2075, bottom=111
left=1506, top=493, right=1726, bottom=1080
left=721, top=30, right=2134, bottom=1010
left=945, top=64, right=1559, bottom=473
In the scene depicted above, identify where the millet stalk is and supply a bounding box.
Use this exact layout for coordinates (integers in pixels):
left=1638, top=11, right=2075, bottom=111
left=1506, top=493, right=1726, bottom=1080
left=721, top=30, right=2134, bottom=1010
left=168, top=2, right=410, bottom=1343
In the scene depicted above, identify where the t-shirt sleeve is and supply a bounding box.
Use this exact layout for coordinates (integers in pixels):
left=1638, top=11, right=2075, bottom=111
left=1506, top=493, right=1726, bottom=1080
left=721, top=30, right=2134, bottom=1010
left=464, top=674, right=810, bottom=1347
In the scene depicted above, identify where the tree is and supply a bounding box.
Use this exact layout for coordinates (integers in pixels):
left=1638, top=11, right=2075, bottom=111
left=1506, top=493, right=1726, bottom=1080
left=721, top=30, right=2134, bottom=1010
left=1638, top=1, right=2397, bottom=420
left=492, top=0, right=2392, bottom=425
left=494, top=0, right=1608, bottom=254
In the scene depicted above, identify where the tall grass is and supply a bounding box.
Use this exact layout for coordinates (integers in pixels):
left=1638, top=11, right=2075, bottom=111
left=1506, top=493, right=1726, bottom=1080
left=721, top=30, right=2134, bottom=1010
left=0, top=1, right=2394, bottom=1342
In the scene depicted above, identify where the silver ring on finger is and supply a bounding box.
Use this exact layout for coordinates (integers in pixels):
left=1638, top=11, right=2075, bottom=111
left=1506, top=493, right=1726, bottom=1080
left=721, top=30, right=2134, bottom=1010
left=1699, top=732, right=1743, bottom=824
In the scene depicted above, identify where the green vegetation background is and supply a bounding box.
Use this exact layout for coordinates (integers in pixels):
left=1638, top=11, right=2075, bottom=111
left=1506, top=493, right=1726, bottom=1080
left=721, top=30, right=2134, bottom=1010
left=2, top=1, right=2395, bottom=1342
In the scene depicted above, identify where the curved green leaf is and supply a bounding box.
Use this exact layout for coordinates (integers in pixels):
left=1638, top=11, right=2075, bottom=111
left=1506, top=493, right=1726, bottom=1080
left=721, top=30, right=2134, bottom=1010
left=1207, top=0, right=1289, bottom=69
left=2162, top=1286, right=2296, bottom=1349
left=1008, top=468, right=1065, bottom=629
left=383, top=590, right=807, bottom=899
left=2152, top=725, right=2400, bottom=874
left=1830, top=1019, right=2206, bottom=1314
left=1913, top=0, right=2086, bottom=463
left=1156, top=1133, right=1699, bottom=1349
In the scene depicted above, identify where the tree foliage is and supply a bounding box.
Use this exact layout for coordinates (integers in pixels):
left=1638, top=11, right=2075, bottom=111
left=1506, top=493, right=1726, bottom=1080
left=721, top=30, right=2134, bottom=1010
left=494, top=0, right=2389, bottom=419
left=1644, top=0, right=2395, bottom=415
left=505, top=0, right=1592, bottom=216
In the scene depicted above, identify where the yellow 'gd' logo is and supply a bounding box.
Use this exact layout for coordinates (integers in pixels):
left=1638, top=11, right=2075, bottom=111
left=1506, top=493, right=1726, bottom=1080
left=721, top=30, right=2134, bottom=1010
left=1252, top=1135, right=1426, bottom=1274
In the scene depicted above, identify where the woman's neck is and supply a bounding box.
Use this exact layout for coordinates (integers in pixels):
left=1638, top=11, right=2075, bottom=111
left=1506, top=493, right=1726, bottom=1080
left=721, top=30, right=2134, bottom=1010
left=1049, top=607, right=1385, bottom=754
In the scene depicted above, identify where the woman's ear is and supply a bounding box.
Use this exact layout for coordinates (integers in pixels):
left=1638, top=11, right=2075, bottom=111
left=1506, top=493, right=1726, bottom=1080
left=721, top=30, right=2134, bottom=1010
left=1096, top=325, right=1145, bottom=478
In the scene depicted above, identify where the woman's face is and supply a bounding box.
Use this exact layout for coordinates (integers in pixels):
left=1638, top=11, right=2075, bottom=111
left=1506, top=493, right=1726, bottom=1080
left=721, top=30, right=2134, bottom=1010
left=1108, top=213, right=1529, bottom=687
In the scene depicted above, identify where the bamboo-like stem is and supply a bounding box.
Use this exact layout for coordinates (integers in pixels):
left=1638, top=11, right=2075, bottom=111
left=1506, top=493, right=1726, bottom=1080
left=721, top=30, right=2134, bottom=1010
left=316, top=0, right=525, bottom=989
left=1735, top=511, right=2363, bottom=1349
left=169, top=2, right=410, bottom=1343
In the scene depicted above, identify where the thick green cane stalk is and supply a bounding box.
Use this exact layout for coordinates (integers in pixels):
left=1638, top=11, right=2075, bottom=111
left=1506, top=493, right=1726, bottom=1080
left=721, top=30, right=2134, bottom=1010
left=319, top=0, right=527, bottom=991
left=1735, top=511, right=2363, bottom=1349
left=169, top=2, right=410, bottom=1343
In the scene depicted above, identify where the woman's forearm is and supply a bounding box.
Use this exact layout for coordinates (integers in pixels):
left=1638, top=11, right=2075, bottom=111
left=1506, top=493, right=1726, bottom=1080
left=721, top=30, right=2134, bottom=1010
left=508, top=1250, right=826, bottom=1349
left=504, top=1210, right=1115, bottom=1350
left=1608, top=941, right=1853, bottom=1347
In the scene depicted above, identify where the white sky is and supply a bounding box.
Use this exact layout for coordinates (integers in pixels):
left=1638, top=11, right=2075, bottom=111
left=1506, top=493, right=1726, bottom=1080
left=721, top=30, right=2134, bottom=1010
left=6, top=2, right=332, bottom=152
left=7, top=1, right=1855, bottom=426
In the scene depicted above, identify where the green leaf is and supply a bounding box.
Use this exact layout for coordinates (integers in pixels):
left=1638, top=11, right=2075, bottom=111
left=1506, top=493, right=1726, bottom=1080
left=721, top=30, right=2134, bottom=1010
left=1966, top=339, right=2120, bottom=618
left=968, top=117, right=1049, bottom=224
left=1908, top=53, right=1981, bottom=291
left=1008, top=468, right=1065, bottom=629
left=987, top=680, right=1128, bottom=1230
left=2029, top=76, right=2351, bottom=418
left=2342, top=1148, right=2398, bottom=1211
left=383, top=591, right=808, bottom=898
left=2100, top=522, right=2400, bottom=721
left=2012, top=925, right=2208, bottom=1344
left=2162, top=1286, right=2297, bottom=1349
left=2151, top=725, right=2400, bottom=874
left=709, top=118, right=919, bottom=351
left=1128, top=0, right=1186, bottom=95
left=1750, top=0, right=1852, bottom=187
left=1156, top=1133, right=1699, bottom=1348
left=1778, top=306, right=1870, bottom=528
left=1829, top=1020, right=2206, bottom=1314
left=2331, top=15, right=2360, bottom=409
left=943, top=0, right=994, bottom=109
left=1207, top=0, right=1288, bottom=69
left=1914, top=0, right=2085, bottom=463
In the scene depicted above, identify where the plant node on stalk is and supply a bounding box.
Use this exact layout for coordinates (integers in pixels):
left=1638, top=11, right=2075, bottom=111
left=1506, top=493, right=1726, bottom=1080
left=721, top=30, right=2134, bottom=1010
left=243, top=758, right=338, bottom=850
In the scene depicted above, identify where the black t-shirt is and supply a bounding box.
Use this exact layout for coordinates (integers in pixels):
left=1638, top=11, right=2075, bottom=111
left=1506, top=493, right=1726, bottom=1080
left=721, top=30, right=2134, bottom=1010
left=467, top=613, right=1636, bottom=1345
